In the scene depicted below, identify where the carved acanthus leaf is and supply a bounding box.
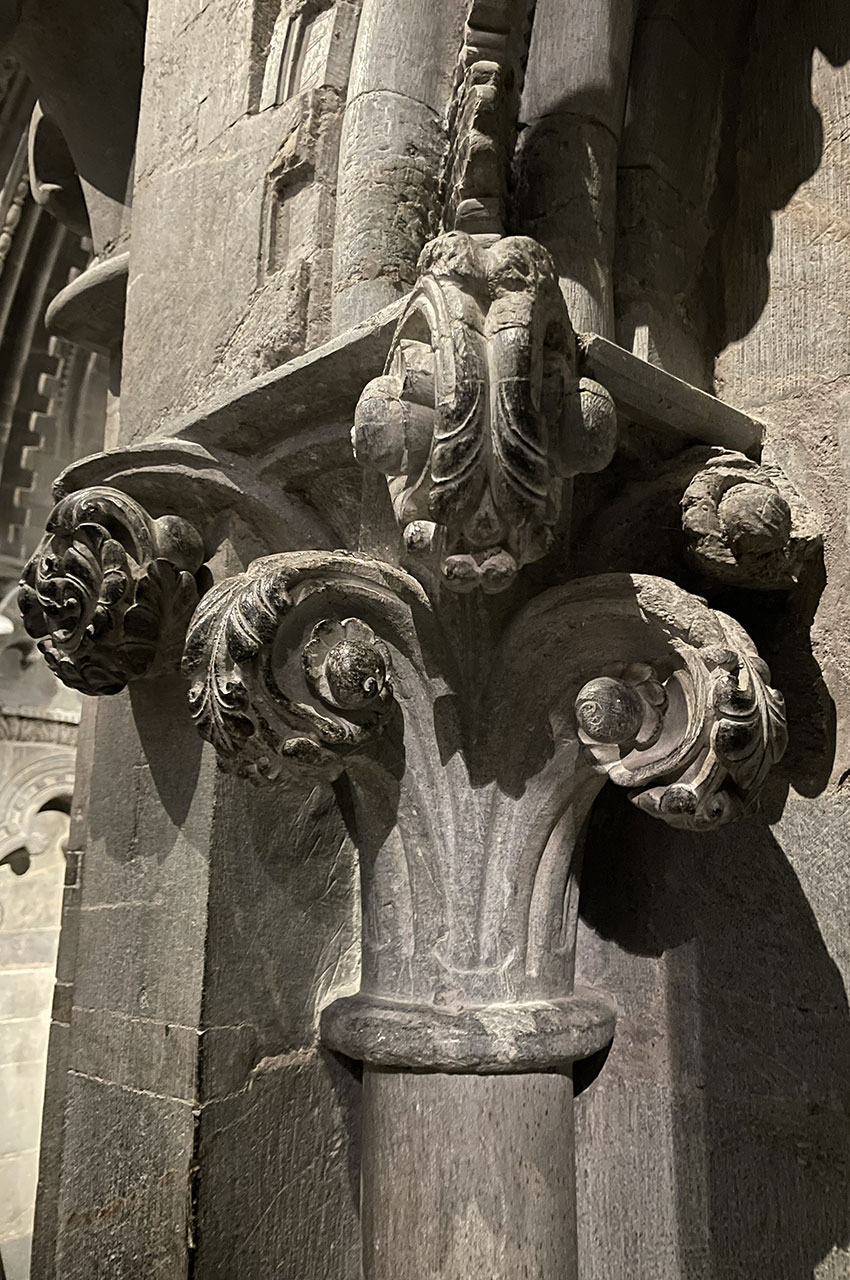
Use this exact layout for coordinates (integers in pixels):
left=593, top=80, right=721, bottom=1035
left=354, top=231, right=617, bottom=592
left=576, top=589, right=788, bottom=830
left=182, top=551, right=422, bottom=784
left=18, top=487, right=205, bottom=696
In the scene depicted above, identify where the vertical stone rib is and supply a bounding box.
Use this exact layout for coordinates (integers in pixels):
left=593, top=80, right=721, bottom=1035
left=331, top=0, right=466, bottom=332
left=516, top=0, right=638, bottom=335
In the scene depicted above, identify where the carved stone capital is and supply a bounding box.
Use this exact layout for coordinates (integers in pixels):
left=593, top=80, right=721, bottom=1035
left=18, top=487, right=206, bottom=696
left=353, top=231, right=617, bottom=592
left=184, top=556, right=786, bottom=1072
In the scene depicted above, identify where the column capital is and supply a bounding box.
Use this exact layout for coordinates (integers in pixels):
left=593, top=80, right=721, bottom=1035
left=183, top=554, right=787, bottom=1071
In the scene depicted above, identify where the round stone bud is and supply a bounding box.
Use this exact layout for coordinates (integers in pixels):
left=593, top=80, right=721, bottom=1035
left=575, top=677, right=644, bottom=744
left=441, top=554, right=481, bottom=593
left=659, top=784, right=698, bottom=816
left=352, top=376, right=407, bottom=473
left=479, top=549, right=517, bottom=594
left=324, top=640, right=387, bottom=710
left=717, top=483, right=792, bottom=558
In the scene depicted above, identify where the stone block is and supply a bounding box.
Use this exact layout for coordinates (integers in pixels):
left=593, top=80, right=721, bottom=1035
left=0, top=1060, right=47, bottom=1157
left=0, top=854, right=64, bottom=935
left=54, top=1073, right=195, bottom=1279
left=0, top=1015, right=50, bottom=1076
left=0, top=1151, right=39, bottom=1243
left=0, top=970, right=55, bottom=1023
left=193, top=1049, right=361, bottom=1279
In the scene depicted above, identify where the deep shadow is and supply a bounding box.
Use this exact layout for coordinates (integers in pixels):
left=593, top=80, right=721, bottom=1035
left=709, top=0, right=850, bottom=355
left=130, top=672, right=205, bottom=828
left=579, top=785, right=850, bottom=1278
left=325, top=1047, right=364, bottom=1212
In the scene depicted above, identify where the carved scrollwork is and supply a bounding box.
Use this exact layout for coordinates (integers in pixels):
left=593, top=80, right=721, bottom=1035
left=353, top=231, right=617, bottom=592
left=576, top=603, right=788, bottom=830
left=182, top=552, right=415, bottom=784
left=18, top=487, right=205, bottom=696
left=681, top=449, right=818, bottom=589
left=185, top=555, right=788, bottom=1071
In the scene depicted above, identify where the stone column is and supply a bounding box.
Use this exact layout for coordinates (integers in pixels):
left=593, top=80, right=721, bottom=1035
left=517, top=0, right=638, bottom=335
left=361, top=1072, right=577, bottom=1280
left=331, top=0, right=465, bottom=330
left=21, top=4, right=816, bottom=1277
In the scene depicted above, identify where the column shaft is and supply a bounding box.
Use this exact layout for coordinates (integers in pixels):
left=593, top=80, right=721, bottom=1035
left=361, top=1068, right=577, bottom=1280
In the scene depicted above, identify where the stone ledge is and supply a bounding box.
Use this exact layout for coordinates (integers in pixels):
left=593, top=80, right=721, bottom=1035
left=580, top=332, right=763, bottom=455
left=113, top=301, right=765, bottom=482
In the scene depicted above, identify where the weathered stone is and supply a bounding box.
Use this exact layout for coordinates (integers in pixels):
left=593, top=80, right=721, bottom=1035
left=4, top=4, right=848, bottom=1280
left=19, top=488, right=206, bottom=696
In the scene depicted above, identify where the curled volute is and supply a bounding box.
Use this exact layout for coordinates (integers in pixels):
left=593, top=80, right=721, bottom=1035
left=576, top=597, right=788, bottom=830
left=353, top=231, right=617, bottom=593
left=182, top=551, right=425, bottom=785
left=18, top=487, right=205, bottom=696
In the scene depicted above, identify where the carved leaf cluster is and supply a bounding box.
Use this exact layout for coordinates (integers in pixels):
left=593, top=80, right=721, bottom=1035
left=353, top=231, right=617, bottom=592
left=681, top=450, right=818, bottom=589
left=18, top=487, right=204, bottom=696
left=182, top=555, right=396, bottom=785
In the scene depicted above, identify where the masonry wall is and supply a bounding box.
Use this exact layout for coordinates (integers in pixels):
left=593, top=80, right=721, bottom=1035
left=575, top=8, right=850, bottom=1278
left=29, top=3, right=850, bottom=1278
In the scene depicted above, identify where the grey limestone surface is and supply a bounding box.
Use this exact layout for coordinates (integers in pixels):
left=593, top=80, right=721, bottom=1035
left=18, top=1, right=850, bottom=1279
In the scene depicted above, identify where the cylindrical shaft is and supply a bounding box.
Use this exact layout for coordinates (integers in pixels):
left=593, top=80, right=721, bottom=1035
left=517, top=0, right=638, bottom=336
left=331, top=0, right=464, bottom=332
left=361, top=1067, right=577, bottom=1280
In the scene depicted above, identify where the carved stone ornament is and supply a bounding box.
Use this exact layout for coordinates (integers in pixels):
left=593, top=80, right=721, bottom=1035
left=18, top=487, right=205, bottom=695
left=0, top=748, right=75, bottom=874
left=353, top=231, right=617, bottom=592
left=185, top=554, right=787, bottom=1073
left=576, top=640, right=788, bottom=831
left=443, top=0, right=535, bottom=238
left=182, top=552, right=409, bottom=785
left=681, top=449, right=818, bottom=589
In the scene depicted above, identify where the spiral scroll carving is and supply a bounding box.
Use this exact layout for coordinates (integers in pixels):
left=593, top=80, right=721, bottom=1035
left=182, top=553, right=399, bottom=784
left=18, top=487, right=205, bottom=696
left=576, top=629, right=788, bottom=831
